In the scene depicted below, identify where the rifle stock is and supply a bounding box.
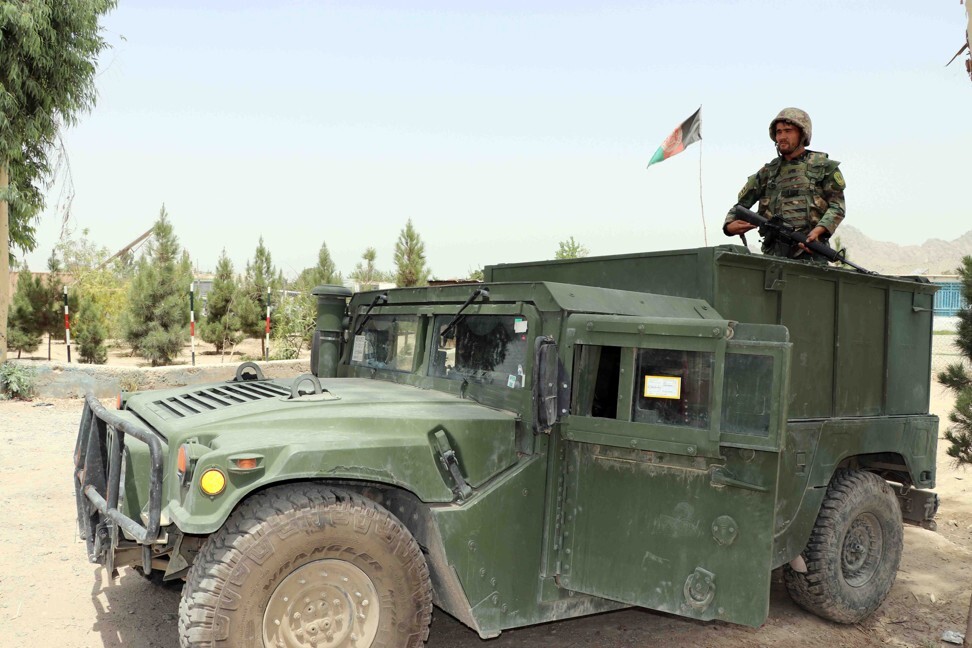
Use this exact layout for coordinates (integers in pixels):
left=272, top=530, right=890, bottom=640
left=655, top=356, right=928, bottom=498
left=732, top=205, right=873, bottom=274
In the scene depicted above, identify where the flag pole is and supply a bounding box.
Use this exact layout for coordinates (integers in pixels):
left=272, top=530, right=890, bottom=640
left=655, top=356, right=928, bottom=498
left=698, top=138, right=707, bottom=246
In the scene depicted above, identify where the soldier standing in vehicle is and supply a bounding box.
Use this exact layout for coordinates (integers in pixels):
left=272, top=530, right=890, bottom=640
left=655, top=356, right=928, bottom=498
left=723, top=107, right=846, bottom=261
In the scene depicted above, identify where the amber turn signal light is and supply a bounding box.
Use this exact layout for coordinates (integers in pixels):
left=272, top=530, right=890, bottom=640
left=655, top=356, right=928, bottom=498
left=177, top=445, right=188, bottom=476
left=232, top=457, right=258, bottom=470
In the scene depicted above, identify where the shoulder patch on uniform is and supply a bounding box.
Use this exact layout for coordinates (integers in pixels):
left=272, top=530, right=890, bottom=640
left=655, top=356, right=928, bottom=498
left=833, top=170, right=846, bottom=188
left=738, top=174, right=758, bottom=201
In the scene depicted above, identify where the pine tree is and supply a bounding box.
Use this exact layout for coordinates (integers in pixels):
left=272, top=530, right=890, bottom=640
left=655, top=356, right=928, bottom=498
left=393, top=219, right=430, bottom=287
left=351, top=247, right=387, bottom=291
left=296, top=242, right=342, bottom=290
left=122, top=206, right=193, bottom=366
left=74, top=292, right=108, bottom=364
left=288, top=241, right=344, bottom=353
left=200, top=251, right=243, bottom=355
left=555, top=237, right=589, bottom=259
left=6, top=260, right=68, bottom=361
left=237, top=238, right=279, bottom=358
left=7, top=268, right=44, bottom=358
left=939, top=256, right=972, bottom=463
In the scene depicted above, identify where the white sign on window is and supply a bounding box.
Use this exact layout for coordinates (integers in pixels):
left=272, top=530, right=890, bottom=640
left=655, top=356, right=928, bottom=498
left=352, top=335, right=367, bottom=362
left=644, top=375, right=682, bottom=400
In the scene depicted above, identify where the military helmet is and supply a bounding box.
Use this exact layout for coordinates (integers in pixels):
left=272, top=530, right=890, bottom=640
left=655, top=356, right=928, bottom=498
left=769, top=107, right=812, bottom=146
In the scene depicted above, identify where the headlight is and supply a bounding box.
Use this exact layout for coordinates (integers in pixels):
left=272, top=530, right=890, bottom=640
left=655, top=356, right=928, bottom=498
left=199, top=468, right=227, bottom=496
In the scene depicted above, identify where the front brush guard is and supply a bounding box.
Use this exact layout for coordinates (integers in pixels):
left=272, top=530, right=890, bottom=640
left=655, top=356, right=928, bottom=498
left=73, top=392, right=163, bottom=573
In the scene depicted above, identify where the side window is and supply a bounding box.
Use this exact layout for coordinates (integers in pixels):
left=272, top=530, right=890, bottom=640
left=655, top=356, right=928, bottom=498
left=429, top=315, right=529, bottom=388
left=632, top=349, right=713, bottom=429
left=721, top=354, right=774, bottom=437
left=350, top=316, right=419, bottom=372
left=571, top=345, right=621, bottom=418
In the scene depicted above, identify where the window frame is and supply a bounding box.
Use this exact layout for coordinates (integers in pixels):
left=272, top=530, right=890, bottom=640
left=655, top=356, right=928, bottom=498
left=348, top=313, right=423, bottom=374
left=560, top=313, right=789, bottom=458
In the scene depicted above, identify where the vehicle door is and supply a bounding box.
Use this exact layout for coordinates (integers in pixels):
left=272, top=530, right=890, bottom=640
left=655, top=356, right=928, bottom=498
left=556, top=314, right=790, bottom=627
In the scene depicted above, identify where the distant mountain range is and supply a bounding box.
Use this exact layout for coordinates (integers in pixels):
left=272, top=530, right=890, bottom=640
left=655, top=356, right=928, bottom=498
left=831, top=225, right=972, bottom=276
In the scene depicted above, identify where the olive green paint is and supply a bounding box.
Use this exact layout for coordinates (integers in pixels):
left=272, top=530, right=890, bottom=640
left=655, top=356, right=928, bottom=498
left=85, top=246, right=938, bottom=638
left=487, top=245, right=938, bottom=419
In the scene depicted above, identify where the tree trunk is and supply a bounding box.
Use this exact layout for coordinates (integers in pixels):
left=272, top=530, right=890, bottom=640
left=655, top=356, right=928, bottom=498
left=0, top=162, right=10, bottom=364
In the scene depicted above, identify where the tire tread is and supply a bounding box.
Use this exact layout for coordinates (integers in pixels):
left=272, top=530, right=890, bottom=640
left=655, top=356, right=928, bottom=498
left=178, top=484, right=433, bottom=647
left=783, top=469, right=903, bottom=624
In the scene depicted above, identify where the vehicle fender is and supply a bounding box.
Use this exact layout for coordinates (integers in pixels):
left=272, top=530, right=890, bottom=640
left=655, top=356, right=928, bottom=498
left=167, top=436, right=458, bottom=535
left=772, top=414, right=937, bottom=567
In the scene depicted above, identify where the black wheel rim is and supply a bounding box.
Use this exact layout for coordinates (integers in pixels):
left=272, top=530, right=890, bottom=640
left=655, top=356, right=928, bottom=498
left=841, top=512, right=884, bottom=587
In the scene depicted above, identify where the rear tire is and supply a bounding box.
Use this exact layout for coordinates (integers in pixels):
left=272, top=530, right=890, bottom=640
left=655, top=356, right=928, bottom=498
left=178, top=484, right=432, bottom=647
left=784, top=469, right=903, bottom=623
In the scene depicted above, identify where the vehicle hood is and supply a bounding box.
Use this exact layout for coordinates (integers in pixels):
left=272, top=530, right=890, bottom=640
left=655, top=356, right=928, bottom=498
left=125, top=377, right=519, bottom=493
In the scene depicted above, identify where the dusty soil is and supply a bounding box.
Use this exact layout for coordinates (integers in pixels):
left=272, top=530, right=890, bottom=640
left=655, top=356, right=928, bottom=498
left=0, top=335, right=969, bottom=648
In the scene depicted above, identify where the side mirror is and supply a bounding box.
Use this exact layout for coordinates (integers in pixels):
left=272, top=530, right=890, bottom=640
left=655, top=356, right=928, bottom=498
left=534, top=336, right=567, bottom=434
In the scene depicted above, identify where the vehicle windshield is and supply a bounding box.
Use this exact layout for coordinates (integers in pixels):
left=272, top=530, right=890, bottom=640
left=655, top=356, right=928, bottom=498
left=429, top=314, right=529, bottom=388
left=349, top=315, right=420, bottom=372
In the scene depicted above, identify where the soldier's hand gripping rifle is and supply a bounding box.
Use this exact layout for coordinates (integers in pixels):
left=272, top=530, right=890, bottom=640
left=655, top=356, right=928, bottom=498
left=732, top=205, right=873, bottom=275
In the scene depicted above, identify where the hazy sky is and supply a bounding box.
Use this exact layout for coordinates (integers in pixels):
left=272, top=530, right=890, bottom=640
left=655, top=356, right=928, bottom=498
left=21, top=0, right=972, bottom=280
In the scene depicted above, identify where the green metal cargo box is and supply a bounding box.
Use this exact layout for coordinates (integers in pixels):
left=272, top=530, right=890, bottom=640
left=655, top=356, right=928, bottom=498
left=485, top=245, right=937, bottom=419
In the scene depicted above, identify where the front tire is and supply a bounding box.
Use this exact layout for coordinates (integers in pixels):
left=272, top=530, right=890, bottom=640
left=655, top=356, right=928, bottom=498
left=784, top=469, right=903, bottom=623
left=178, top=485, right=432, bottom=647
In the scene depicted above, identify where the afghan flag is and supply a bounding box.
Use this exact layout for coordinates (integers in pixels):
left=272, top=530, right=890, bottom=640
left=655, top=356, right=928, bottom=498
left=647, top=107, right=702, bottom=168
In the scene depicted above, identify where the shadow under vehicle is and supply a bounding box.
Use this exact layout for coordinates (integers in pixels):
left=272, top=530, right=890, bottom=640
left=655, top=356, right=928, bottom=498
left=74, top=245, right=939, bottom=647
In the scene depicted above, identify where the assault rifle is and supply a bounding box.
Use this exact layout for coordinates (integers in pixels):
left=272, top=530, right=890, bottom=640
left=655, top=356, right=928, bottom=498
left=732, top=205, right=873, bottom=275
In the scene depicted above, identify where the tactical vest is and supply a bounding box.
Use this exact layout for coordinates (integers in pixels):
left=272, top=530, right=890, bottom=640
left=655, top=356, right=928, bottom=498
left=758, top=151, right=833, bottom=233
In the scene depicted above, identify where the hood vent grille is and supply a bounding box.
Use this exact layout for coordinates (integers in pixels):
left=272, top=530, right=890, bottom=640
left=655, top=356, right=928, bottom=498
left=148, top=382, right=291, bottom=420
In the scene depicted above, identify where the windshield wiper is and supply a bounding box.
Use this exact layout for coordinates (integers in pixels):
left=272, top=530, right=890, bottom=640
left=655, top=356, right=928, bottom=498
left=353, top=293, right=388, bottom=336
left=441, top=287, right=489, bottom=339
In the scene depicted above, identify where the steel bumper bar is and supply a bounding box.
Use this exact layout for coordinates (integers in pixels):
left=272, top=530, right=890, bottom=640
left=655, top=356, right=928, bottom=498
left=73, top=392, right=164, bottom=565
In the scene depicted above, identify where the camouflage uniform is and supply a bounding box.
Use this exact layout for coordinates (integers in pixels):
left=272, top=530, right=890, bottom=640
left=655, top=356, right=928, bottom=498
left=724, top=109, right=846, bottom=260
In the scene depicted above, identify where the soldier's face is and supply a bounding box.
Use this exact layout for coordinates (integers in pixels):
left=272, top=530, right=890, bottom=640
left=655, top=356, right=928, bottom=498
left=775, top=122, right=803, bottom=156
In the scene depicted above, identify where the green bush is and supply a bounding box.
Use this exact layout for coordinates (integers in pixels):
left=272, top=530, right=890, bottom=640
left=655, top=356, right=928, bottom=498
left=75, top=293, right=109, bottom=364
left=0, top=363, right=37, bottom=400
left=269, top=294, right=316, bottom=360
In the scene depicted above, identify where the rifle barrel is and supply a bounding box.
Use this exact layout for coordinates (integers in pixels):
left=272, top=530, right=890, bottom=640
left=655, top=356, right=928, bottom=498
left=732, top=205, right=873, bottom=275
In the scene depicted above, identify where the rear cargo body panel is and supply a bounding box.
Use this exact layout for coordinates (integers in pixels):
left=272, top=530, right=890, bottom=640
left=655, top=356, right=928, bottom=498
left=487, top=245, right=937, bottom=420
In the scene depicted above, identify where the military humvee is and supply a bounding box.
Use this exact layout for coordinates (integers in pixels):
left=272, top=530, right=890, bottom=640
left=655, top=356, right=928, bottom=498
left=74, top=245, right=939, bottom=648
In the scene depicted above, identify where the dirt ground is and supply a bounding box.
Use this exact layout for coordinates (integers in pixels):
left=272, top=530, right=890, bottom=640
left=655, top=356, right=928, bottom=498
left=0, top=335, right=970, bottom=648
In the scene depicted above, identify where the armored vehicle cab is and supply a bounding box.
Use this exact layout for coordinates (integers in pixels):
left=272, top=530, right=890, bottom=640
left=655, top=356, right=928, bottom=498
left=74, top=245, right=938, bottom=648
